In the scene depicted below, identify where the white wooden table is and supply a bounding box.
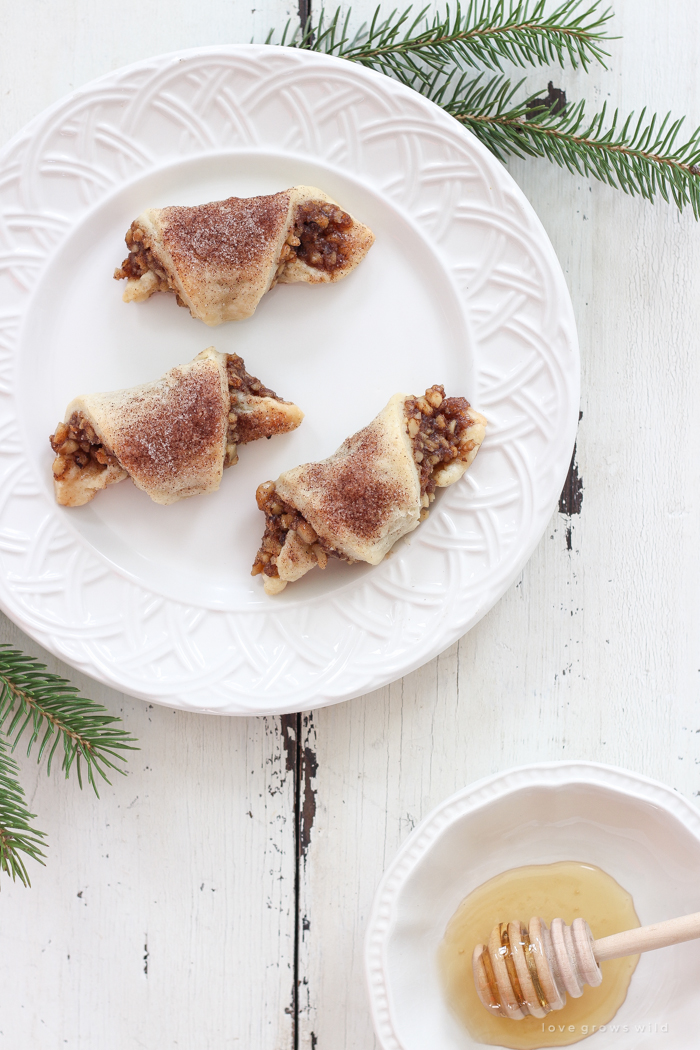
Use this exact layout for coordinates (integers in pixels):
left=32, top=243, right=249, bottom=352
left=2, top=2, right=700, bottom=1047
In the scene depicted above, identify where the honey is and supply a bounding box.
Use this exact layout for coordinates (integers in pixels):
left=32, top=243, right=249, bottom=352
left=438, top=861, right=639, bottom=1048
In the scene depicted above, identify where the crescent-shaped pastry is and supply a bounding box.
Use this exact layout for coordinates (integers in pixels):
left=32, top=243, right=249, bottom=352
left=252, top=386, right=487, bottom=594
left=50, top=348, right=303, bottom=507
left=114, top=186, right=375, bottom=326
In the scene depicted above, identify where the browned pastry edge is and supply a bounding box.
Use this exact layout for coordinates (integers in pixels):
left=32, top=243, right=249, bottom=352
left=49, top=353, right=299, bottom=504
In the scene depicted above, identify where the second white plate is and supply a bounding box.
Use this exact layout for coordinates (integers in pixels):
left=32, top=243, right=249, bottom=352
left=0, top=46, right=579, bottom=713
left=365, top=763, right=700, bottom=1049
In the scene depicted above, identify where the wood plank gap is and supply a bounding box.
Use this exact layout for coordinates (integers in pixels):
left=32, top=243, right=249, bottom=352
left=293, top=710, right=302, bottom=1050
left=282, top=711, right=303, bottom=1050
left=299, top=0, right=312, bottom=30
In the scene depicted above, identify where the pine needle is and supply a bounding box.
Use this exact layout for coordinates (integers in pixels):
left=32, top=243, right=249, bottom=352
left=0, top=734, right=46, bottom=887
left=0, top=645, right=138, bottom=796
left=277, top=1, right=614, bottom=81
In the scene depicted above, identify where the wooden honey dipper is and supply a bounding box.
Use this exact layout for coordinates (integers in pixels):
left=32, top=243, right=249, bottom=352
left=473, top=910, right=700, bottom=1020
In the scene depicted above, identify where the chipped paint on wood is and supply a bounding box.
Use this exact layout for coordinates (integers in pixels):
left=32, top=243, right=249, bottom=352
left=559, top=414, right=584, bottom=550
left=300, top=713, right=318, bottom=858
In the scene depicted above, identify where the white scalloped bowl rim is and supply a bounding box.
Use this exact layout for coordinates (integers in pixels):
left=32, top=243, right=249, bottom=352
left=365, top=761, right=700, bottom=1049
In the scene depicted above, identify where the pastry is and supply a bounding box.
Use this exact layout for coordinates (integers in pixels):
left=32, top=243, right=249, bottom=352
left=252, top=386, right=486, bottom=594
left=50, top=348, right=303, bottom=507
left=114, top=186, right=375, bottom=325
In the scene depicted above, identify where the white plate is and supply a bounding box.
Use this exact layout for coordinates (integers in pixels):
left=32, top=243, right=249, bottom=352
left=365, top=762, right=700, bottom=1049
left=0, top=46, right=579, bottom=714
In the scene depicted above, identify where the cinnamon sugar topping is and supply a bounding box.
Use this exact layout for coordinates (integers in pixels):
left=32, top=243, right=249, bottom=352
left=111, top=366, right=227, bottom=487
left=162, top=192, right=291, bottom=272
left=302, top=428, right=408, bottom=542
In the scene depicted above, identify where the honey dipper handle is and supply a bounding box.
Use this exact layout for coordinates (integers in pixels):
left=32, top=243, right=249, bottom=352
left=593, top=911, right=700, bottom=962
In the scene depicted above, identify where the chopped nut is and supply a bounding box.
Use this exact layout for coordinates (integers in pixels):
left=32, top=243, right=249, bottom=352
left=296, top=520, right=318, bottom=546
left=426, top=388, right=443, bottom=409
left=50, top=410, right=121, bottom=488
left=256, top=481, right=276, bottom=508
left=291, top=200, right=354, bottom=273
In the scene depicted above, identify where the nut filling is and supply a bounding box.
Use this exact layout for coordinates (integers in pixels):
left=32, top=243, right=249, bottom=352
left=225, top=354, right=298, bottom=468
left=276, top=201, right=354, bottom=276
left=405, top=385, right=478, bottom=520
left=251, top=481, right=346, bottom=581
left=251, top=386, right=478, bottom=582
left=113, top=223, right=187, bottom=306
left=50, top=413, right=121, bottom=481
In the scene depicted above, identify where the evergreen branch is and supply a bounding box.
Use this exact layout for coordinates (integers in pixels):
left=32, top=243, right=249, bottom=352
left=0, top=734, right=46, bottom=887
left=0, top=645, right=138, bottom=795
left=283, top=2, right=614, bottom=78
left=431, top=72, right=700, bottom=215
left=267, top=4, right=700, bottom=214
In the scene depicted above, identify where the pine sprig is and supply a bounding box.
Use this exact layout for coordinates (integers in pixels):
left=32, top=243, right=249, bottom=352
left=266, top=3, right=700, bottom=216
left=0, top=645, right=137, bottom=795
left=432, top=72, right=700, bottom=215
left=279, top=1, right=614, bottom=80
left=0, top=734, right=46, bottom=887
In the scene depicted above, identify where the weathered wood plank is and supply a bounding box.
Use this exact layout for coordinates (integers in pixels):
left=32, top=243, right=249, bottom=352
left=297, top=2, right=700, bottom=1047
left=0, top=4, right=299, bottom=1048
left=0, top=0, right=297, bottom=144
left=0, top=616, right=298, bottom=1049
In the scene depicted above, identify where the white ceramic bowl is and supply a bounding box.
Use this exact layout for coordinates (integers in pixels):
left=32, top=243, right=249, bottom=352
left=365, top=762, right=700, bottom=1049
